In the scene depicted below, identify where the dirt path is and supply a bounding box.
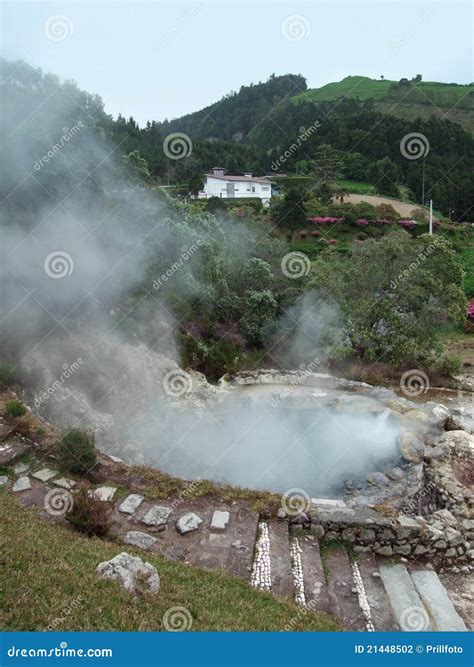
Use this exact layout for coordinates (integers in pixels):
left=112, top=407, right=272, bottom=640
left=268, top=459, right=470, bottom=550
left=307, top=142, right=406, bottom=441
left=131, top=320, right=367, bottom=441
left=336, top=194, right=440, bottom=221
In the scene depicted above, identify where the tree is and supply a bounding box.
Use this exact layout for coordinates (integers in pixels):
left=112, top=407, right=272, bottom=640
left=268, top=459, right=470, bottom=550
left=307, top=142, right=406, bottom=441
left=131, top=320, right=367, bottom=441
left=309, top=232, right=466, bottom=365
left=239, top=290, right=277, bottom=347
left=366, top=158, right=401, bottom=197
left=271, top=188, right=307, bottom=229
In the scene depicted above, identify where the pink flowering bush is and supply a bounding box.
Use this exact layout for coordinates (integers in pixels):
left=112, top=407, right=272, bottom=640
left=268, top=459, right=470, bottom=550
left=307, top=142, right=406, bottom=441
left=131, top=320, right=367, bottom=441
left=356, top=219, right=369, bottom=227
left=398, top=219, right=416, bottom=230
left=309, top=216, right=343, bottom=224
left=468, top=301, right=474, bottom=319
left=375, top=218, right=391, bottom=225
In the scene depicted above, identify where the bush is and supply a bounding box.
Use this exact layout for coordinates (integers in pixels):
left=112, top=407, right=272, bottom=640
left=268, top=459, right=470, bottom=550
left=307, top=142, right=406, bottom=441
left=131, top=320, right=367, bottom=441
left=0, top=363, right=15, bottom=387
left=66, top=488, right=110, bottom=536
left=431, top=355, right=462, bottom=378
left=59, top=429, right=97, bottom=476
left=5, top=399, right=27, bottom=418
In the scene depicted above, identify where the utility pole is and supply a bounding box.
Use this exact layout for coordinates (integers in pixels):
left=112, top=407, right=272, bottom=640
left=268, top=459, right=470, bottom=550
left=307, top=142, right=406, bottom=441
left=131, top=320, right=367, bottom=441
left=421, top=154, right=426, bottom=206
left=429, top=199, right=433, bottom=235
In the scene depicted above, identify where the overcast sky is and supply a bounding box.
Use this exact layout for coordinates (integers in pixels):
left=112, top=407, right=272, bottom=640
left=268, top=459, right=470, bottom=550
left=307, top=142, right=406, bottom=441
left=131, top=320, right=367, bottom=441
left=2, top=1, right=472, bottom=125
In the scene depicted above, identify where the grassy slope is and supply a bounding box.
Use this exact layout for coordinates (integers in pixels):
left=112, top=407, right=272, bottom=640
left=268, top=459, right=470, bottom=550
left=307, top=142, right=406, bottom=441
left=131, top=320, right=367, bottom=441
left=292, top=75, right=474, bottom=106
left=0, top=491, right=339, bottom=632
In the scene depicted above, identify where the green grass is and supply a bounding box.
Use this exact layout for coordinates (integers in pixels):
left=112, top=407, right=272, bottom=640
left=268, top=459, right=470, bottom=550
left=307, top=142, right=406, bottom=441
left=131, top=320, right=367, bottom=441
left=292, top=75, right=474, bottom=110
left=337, top=179, right=375, bottom=194
left=0, top=491, right=340, bottom=631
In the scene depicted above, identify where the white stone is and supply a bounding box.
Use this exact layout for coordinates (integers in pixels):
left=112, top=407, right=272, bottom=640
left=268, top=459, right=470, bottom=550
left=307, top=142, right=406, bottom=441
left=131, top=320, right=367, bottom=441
left=108, top=454, right=124, bottom=463
left=210, top=510, right=230, bottom=530
left=118, top=494, right=144, bottom=514
left=176, top=512, right=202, bottom=534
left=122, top=531, right=157, bottom=550
left=96, top=552, right=160, bottom=594
left=0, top=476, right=8, bottom=486
left=141, top=505, right=171, bottom=527
left=311, top=497, right=346, bottom=507
left=12, top=476, right=31, bottom=492
left=32, top=468, right=58, bottom=482
left=53, top=477, right=76, bottom=490
left=89, top=486, right=117, bottom=502
left=13, top=462, right=29, bottom=475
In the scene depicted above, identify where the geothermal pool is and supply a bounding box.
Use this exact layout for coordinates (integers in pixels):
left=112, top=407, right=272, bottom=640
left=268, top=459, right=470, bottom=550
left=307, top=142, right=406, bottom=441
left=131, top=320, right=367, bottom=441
left=139, top=386, right=408, bottom=497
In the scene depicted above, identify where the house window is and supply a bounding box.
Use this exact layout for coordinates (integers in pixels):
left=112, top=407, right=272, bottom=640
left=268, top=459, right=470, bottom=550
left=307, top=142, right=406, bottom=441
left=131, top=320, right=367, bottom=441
left=251, top=186, right=255, bottom=193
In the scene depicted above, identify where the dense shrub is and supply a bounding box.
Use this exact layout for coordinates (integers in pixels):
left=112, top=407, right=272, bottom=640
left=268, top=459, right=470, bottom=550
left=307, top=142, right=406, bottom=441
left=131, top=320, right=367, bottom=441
left=66, top=489, right=110, bottom=536
left=181, top=336, right=243, bottom=381
left=5, top=399, right=27, bottom=418
left=60, top=429, right=97, bottom=476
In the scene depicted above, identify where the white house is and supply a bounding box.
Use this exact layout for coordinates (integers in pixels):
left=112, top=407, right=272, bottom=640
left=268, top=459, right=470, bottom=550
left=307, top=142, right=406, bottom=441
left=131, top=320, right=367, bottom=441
left=197, top=167, right=273, bottom=206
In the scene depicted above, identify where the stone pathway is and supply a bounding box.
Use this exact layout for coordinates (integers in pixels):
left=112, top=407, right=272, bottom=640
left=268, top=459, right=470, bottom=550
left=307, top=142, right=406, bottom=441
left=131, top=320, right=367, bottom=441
left=2, top=450, right=472, bottom=631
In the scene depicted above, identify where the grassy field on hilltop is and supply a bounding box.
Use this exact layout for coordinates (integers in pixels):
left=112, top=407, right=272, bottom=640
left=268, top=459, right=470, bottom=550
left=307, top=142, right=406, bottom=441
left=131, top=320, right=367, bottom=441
left=292, top=75, right=474, bottom=109
left=0, top=492, right=339, bottom=632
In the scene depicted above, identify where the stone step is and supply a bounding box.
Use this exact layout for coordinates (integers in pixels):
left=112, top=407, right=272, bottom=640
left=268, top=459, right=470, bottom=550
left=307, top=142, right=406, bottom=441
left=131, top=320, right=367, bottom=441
left=410, top=570, right=467, bottom=631
left=267, top=521, right=294, bottom=598
left=297, top=533, right=330, bottom=612
left=357, top=552, right=399, bottom=631
left=379, top=563, right=432, bottom=631
left=324, top=546, right=366, bottom=630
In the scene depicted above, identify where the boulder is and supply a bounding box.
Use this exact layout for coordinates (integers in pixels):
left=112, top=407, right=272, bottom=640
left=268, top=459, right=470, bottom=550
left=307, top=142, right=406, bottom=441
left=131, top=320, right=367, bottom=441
left=96, top=552, right=160, bottom=594
left=398, top=432, right=424, bottom=463
left=375, top=545, right=393, bottom=556
left=0, top=475, right=8, bottom=486
left=13, top=462, right=29, bottom=475
left=176, top=512, right=202, bottom=534
left=435, top=431, right=474, bottom=456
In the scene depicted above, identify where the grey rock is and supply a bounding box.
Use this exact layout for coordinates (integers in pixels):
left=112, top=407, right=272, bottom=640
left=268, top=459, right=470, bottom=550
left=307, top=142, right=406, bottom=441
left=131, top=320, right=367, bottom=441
left=397, top=515, right=421, bottom=539
left=122, top=531, right=157, bottom=550
left=394, top=544, right=411, bottom=556
left=423, top=446, right=447, bottom=461
left=359, top=528, right=376, bottom=543
left=414, top=545, right=429, bottom=556
left=277, top=508, right=287, bottom=519
left=445, top=548, right=456, bottom=557
left=141, top=505, right=171, bottom=527
left=432, top=509, right=457, bottom=526
left=12, top=476, right=31, bottom=492
left=13, top=462, right=29, bottom=475
left=367, top=472, right=390, bottom=487
left=118, top=494, right=144, bottom=515
left=96, top=552, right=160, bottom=594
left=53, top=477, right=75, bottom=490
left=375, top=545, right=393, bottom=556
left=176, top=512, right=202, bottom=534
left=0, top=475, right=8, bottom=486
left=379, top=563, right=432, bottom=631
left=386, top=467, right=405, bottom=481
left=433, top=540, right=447, bottom=550
left=210, top=510, right=230, bottom=530
left=32, top=468, right=58, bottom=482
left=341, top=528, right=355, bottom=543
left=445, top=527, right=463, bottom=547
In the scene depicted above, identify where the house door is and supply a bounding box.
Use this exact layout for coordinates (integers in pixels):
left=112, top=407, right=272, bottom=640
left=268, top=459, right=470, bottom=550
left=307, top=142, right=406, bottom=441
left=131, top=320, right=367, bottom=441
left=226, top=182, right=235, bottom=198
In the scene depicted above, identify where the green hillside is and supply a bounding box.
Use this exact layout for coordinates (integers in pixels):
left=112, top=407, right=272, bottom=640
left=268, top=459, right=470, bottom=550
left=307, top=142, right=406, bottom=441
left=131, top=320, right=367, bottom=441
left=293, top=75, right=474, bottom=109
